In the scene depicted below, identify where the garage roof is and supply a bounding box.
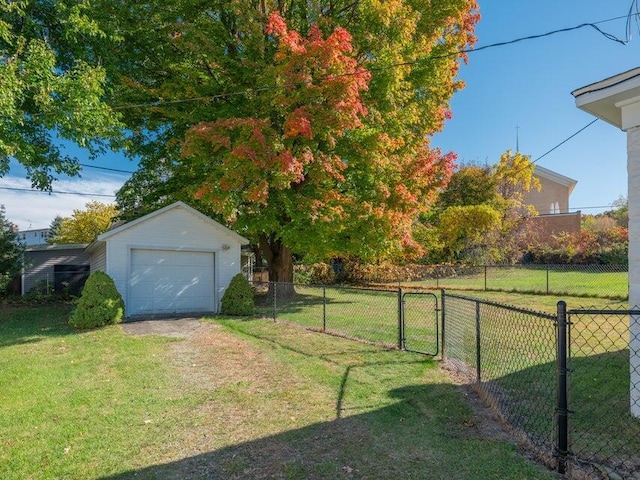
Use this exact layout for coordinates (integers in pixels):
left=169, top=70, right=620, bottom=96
left=88, top=201, right=249, bottom=250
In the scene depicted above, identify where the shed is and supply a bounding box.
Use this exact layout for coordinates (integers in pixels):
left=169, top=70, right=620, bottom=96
left=22, top=244, right=90, bottom=295
left=86, top=201, right=249, bottom=317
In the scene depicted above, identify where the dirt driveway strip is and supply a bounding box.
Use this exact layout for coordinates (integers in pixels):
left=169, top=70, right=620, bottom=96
left=121, top=317, right=206, bottom=338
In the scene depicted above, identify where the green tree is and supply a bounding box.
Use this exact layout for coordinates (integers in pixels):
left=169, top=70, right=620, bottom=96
left=0, top=205, right=24, bottom=293
left=437, top=164, right=497, bottom=209
left=438, top=204, right=501, bottom=263
left=605, top=196, right=628, bottom=228
left=491, top=150, right=540, bottom=262
left=49, top=201, right=118, bottom=244
left=493, top=150, right=540, bottom=206
left=0, top=1, right=123, bottom=189
left=426, top=150, right=540, bottom=264
left=46, top=215, right=63, bottom=245
left=107, top=1, right=480, bottom=282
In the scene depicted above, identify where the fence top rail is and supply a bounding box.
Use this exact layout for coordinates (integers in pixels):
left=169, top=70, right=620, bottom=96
left=443, top=291, right=557, bottom=320
left=250, top=280, right=399, bottom=295
left=568, top=308, right=640, bottom=316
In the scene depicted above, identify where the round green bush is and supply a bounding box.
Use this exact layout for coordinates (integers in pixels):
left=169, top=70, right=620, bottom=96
left=221, top=273, right=254, bottom=316
left=69, top=271, right=125, bottom=328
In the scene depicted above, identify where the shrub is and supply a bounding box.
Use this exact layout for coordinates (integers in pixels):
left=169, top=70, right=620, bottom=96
left=524, top=227, right=628, bottom=265
left=221, top=273, right=254, bottom=316
left=308, top=263, right=337, bottom=284
left=69, top=271, right=124, bottom=329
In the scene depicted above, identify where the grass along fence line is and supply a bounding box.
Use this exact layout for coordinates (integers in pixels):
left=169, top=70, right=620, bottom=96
left=254, top=283, right=439, bottom=354
left=255, top=282, right=640, bottom=478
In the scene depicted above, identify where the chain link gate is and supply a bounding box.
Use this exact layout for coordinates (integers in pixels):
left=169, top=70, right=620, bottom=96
left=400, top=291, right=440, bottom=355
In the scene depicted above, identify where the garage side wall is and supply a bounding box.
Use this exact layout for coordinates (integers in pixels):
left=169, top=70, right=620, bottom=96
left=103, top=208, right=244, bottom=315
left=89, top=243, right=107, bottom=273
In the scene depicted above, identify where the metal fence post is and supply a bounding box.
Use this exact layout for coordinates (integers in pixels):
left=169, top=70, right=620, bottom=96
left=440, top=289, right=446, bottom=360
left=484, top=266, right=488, bottom=291
left=556, top=300, right=569, bottom=475
left=322, top=286, right=327, bottom=331
left=475, top=301, right=481, bottom=383
left=272, top=282, right=277, bottom=321
left=546, top=267, right=550, bottom=294
left=398, top=287, right=405, bottom=350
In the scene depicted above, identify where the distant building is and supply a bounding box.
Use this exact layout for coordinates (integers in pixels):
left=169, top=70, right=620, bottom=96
left=525, top=165, right=581, bottom=237
left=16, top=228, right=51, bottom=246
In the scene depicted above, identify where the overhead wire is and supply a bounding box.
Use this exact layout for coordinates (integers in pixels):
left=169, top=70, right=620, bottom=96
left=110, top=11, right=640, bottom=112
left=626, top=0, right=640, bottom=41
left=532, top=119, right=599, bottom=164
left=78, top=163, right=134, bottom=174
left=0, top=186, right=116, bottom=197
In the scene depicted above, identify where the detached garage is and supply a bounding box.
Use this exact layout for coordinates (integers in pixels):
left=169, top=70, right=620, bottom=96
left=86, top=202, right=249, bottom=317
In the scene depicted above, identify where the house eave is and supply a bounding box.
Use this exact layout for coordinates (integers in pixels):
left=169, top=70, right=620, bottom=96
left=572, top=67, right=640, bottom=129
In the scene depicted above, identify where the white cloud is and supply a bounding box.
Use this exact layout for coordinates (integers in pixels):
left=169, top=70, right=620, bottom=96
left=0, top=175, right=127, bottom=230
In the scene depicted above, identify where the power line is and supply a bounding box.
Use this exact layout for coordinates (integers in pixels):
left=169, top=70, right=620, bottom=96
left=6, top=10, right=636, bottom=199
left=78, top=163, right=135, bottom=174
left=569, top=205, right=619, bottom=211
left=532, top=119, right=599, bottom=164
left=1, top=118, right=605, bottom=199
left=0, top=186, right=116, bottom=197
left=110, top=12, right=639, bottom=112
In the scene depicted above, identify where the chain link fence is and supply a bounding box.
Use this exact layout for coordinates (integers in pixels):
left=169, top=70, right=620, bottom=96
left=407, top=264, right=628, bottom=300
left=253, top=281, right=640, bottom=477
left=253, top=282, right=402, bottom=348
left=442, top=292, right=640, bottom=478
left=567, top=307, right=640, bottom=477
left=442, top=293, right=558, bottom=465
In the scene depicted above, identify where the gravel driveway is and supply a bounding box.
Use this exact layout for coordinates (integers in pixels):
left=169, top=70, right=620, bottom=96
left=121, top=317, right=206, bottom=338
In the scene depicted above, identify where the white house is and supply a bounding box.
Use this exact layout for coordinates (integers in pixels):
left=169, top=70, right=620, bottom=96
left=572, top=67, right=640, bottom=418
left=16, top=228, right=51, bottom=246
left=86, top=201, right=249, bottom=317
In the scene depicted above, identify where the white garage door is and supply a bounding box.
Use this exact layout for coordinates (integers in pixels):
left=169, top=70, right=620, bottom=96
left=128, top=249, right=215, bottom=315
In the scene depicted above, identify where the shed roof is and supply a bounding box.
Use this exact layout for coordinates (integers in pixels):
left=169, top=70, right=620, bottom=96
left=26, top=243, right=89, bottom=252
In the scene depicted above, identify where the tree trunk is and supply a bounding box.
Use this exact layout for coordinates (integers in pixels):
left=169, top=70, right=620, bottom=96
left=259, top=233, right=296, bottom=297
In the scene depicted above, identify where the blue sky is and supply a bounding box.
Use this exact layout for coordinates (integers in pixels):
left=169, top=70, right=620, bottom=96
left=433, top=1, right=639, bottom=214
left=2, top=0, right=639, bottom=230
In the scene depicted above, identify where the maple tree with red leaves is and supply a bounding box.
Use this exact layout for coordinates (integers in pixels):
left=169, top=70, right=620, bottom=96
left=109, top=1, right=480, bottom=283
left=183, top=12, right=379, bottom=282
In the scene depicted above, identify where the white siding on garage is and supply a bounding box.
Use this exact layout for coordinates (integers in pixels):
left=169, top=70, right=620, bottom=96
left=128, top=249, right=215, bottom=315
left=89, top=242, right=107, bottom=273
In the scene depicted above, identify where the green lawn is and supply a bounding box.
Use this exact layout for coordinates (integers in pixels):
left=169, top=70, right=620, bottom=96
left=406, top=266, right=628, bottom=300
left=0, top=305, right=192, bottom=479
left=0, top=304, right=555, bottom=479
left=258, top=285, right=440, bottom=355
